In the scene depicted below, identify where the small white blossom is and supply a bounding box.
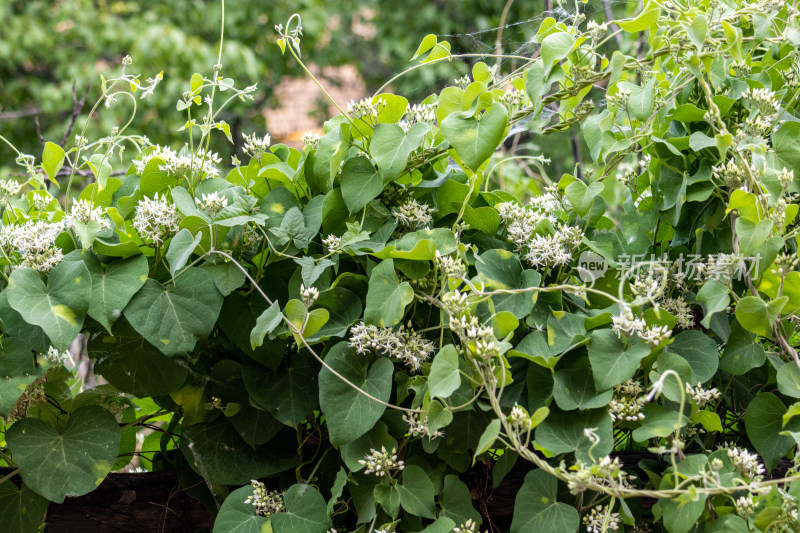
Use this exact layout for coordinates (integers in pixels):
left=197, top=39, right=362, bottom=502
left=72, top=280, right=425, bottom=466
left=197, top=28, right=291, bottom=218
left=300, top=284, right=320, bottom=307
left=0, top=179, right=22, bottom=202
left=44, top=346, right=74, bottom=366
left=393, top=198, right=434, bottom=230
left=403, top=412, right=445, bottom=439
left=194, top=191, right=228, bottom=218
left=243, top=480, right=284, bottom=517
left=66, top=199, right=111, bottom=233
left=242, top=132, right=271, bottom=160
left=349, top=322, right=434, bottom=371
left=322, top=234, right=341, bottom=253
left=302, top=131, right=321, bottom=148
left=686, top=382, right=721, bottom=407
left=611, top=305, right=647, bottom=338
left=582, top=505, right=620, bottom=532
left=0, top=219, right=66, bottom=272
left=639, top=325, right=672, bottom=346
left=724, top=445, right=766, bottom=480
left=133, top=194, right=181, bottom=246
left=358, top=446, right=404, bottom=477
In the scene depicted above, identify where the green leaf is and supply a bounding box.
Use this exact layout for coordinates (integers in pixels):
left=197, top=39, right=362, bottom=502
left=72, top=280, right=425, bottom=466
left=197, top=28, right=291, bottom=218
left=307, top=287, right=362, bottom=342
left=474, top=419, right=502, bottom=460
left=440, top=103, right=508, bottom=171
left=745, top=393, right=796, bottom=471
left=88, top=319, right=188, bottom=397
left=632, top=404, right=689, bottom=441
left=773, top=121, right=800, bottom=177
left=318, top=342, right=393, bottom=445
left=696, top=279, right=729, bottom=328
left=6, top=406, right=121, bottom=503
left=664, top=330, right=719, bottom=383
left=341, top=421, right=397, bottom=472
left=294, top=256, right=335, bottom=288
left=618, top=5, right=661, bottom=31
left=587, top=329, right=651, bottom=390
left=540, top=32, right=575, bottom=77
left=213, top=485, right=272, bottom=533
left=429, top=344, right=462, bottom=400
left=398, top=465, right=436, bottom=519
left=736, top=295, right=784, bottom=338
left=535, top=407, right=613, bottom=463
left=475, top=249, right=540, bottom=319
left=340, top=156, right=384, bottom=214
left=440, top=475, right=482, bottom=526
left=659, top=486, right=707, bottom=533
left=83, top=253, right=148, bottom=333
left=180, top=419, right=296, bottom=484
left=691, top=410, right=722, bottom=432
left=778, top=363, right=800, bottom=399
left=371, top=122, right=428, bottom=181
left=271, top=484, right=331, bottom=533
left=0, top=482, right=49, bottom=533
left=373, top=483, right=401, bottom=518
left=510, top=469, right=580, bottom=533
left=552, top=366, right=613, bottom=410
left=124, top=268, right=223, bottom=356
left=618, top=77, right=656, bottom=121
left=364, top=260, right=414, bottom=327
left=268, top=207, right=315, bottom=249
left=243, top=352, right=319, bottom=427
left=250, top=301, right=283, bottom=350
left=6, top=259, right=91, bottom=352
left=41, top=141, right=65, bottom=182
left=565, top=180, right=604, bottom=216
left=720, top=320, right=765, bottom=375
left=87, top=154, right=112, bottom=190
left=166, top=228, right=202, bottom=276
left=735, top=218, right=773, bottom=256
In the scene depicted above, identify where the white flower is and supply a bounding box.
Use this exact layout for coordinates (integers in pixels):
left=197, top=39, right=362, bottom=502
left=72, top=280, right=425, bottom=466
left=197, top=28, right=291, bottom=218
left=393, top=198, right=434, bottom=230
left=322, top=234, right=341, bottom=253
left=44, top=346, right=73, bottom=366
left=300, top=284, right=319, bottom=307
left=194, top=191, right=228, bottom=218
left=686, top=382, right=721, bottom=407
left=349, top=322, right=434, bottom=372
left=302, top=131, right=321, bottom=148
left=359, top=446, right=404, bottom=476
left=403, top=412, right=445, bottom=439
left=133, top=194, right=181, bottom=246
left=243, top=480, right=284, bottom=517
left=639, top=325, right=672, bottom=346
left=0, top=219, right=66, bottom=272
left=0, top=179, right=22, bottom=202
left=582, top=504, right=620, bottom=532
left=132, top=145, right=177, bottom=174
left=611, top=305, right=647, bottom=338
left=66, top=199, right=111, bottom=232
left=724, top=445, right=766, bottom=479
left=242, top=132, right=271, bottom=160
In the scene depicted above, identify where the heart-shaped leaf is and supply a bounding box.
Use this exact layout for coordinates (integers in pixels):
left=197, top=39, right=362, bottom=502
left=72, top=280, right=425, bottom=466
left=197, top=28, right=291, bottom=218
left=441, top=103, right=508, bottom=171
left=124, top=268, right=223, bottom=355
left=319, top=342, right=393, bottom=445
left=6, top=259, right=91, bottom=352
left=0, top=481, right=49, bottom=533
left=6, top=405, right=121, bottom=503
left=511, top=470, right=579, bottom=533
left=271, top=484, right=331, bottom=533
left=213, top=484, right=270, bottom=533
left=82, top=253, right=148, bottom=333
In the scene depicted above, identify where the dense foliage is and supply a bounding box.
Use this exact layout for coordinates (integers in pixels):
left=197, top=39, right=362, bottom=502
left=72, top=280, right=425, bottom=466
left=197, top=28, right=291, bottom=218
left=3, top=0, right=800, bottom=532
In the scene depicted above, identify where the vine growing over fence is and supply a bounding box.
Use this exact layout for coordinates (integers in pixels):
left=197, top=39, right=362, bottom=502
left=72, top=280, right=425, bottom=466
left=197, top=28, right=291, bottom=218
left=2, top=0, right=800, bottom=531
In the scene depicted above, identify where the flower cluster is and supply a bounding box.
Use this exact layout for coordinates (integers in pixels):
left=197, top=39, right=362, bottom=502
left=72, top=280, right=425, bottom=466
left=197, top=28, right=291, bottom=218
left=508, top=404, right=532, bottom=432
left=582, top=505, right=620, bottom=532
left=347, top=97, right=386, bottom=122
left=242, top=132, right=271, bottom=160
left=322, top=234, right=341, bottom=253
left=302, top=131, right=321, bottom=149
left=133, top=194, right=181, bottom=246
left=441, top=290, right=471, bottom=317
left=132, top=144, right=177, bottom=174
left=659, top=296, right=694, bottom=329
left=348, top=322, right=435, bottom=371
left=194, top=192, right=228, bottom=218
left=0, top=179, right=22, bottom=202
left=132, top=145, right=221, bottom=180
left=243, top=480, right=284, bottom=517
left=403, top=412, right=445, bottom=439
left=358, top=446, right=404, bottom=477
left=65, top=199, right=111, bottom=233
left=435, top=251, right=466, bottom=279
left=496, top=201, right=555, bottom=250
left=498, top=89, right=525, bottom=112
left=453, top=519, right=479, bottom=533
left=393, top=198, right=434, bottom=230
left=300, top=284, right=319, bottom=307
left=609, top=380, right=646, bottom=422
left=400, top=103, right=437, bottom=131
left=686, top=382, right=721, bottom=407
left=43, top=346, right=73, bottom=366
left=450, top=315, right=501, bottom=361
left=724, top=445, right=766, bottom=480
left=0, top=219, right=66, bottom=272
